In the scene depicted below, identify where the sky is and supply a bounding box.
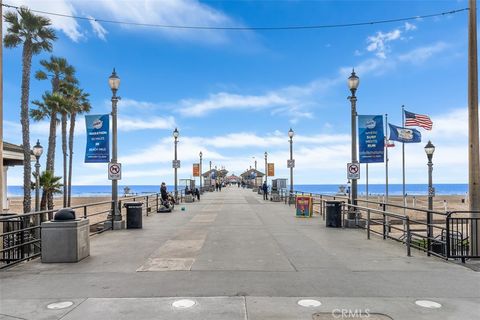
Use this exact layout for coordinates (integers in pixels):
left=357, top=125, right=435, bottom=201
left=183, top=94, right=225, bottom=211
left=2, top=0, right=475, bottom=186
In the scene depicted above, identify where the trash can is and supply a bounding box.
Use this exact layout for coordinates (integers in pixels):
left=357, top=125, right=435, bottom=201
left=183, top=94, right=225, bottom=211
left=41, top=208, right=90, bottom=263
left=326, top=201, right=342, bottom=228
left=124, top=202, right=143, bottom=229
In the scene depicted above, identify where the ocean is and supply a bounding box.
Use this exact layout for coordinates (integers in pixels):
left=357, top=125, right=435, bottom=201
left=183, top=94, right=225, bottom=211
left=7, top=184, right=469, bottom=197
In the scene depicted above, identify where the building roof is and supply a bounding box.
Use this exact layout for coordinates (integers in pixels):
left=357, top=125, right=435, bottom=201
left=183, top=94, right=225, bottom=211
left=240, top=168, right=265, bottom=178
left=3, top=142, right=27, bottom=166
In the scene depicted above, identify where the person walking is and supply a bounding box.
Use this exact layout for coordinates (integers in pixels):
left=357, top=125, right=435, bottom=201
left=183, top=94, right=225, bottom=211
left=262, top=181, right=268, bottom=200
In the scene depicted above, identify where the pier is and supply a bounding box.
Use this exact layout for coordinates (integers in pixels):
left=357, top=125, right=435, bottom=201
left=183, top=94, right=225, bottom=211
left=1, top=186, right=479, bottom=319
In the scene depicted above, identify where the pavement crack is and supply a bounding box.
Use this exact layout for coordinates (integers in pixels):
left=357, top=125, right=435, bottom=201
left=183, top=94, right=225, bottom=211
left=243, top=295, right=249, bottom=320
left=58, top=298, right=88, bottom=320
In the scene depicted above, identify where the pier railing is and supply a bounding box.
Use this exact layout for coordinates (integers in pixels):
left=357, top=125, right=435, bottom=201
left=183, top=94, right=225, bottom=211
left=0, top=200, right=114, bottom=269
left=288, top=190, right=479, bottom=262
left=0, top=192, right=164, bottom=269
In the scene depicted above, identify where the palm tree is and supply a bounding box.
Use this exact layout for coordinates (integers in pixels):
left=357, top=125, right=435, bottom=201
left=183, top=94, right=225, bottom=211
left=35, top=56, right=76, bottom=174
left=37, top=171, right=63, bottom=217
left=30, top=92, right=65, bottom=210
left=66, top=87, right=91, bottom=206
left=4, top=7, right=57, bottom=213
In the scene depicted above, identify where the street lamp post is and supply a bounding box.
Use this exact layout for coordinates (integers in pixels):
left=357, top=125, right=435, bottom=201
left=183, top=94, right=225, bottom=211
left=288, top=128, right=294, bottom=203
left=425, top=140, right=435, bottom=256
left=199, top=151, right=203, bottom=193
left=173, top=128, right=179, bottom=203
left=108, top=69, right=122, bottom=227
left=32, top=140, right=43, bottom=212
left=264, top=151, right=268, bottom=185
left=348, top=69, right=360, bottom=221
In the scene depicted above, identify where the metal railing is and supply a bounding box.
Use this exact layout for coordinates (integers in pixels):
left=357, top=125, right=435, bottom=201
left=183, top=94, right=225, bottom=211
left=446, top=211, right=480, bottom=262
left=286, top=190, right=479, bottom=262
left=1, top=200, right=114, bottom=269
left=118, top=192, right=161, bottom=217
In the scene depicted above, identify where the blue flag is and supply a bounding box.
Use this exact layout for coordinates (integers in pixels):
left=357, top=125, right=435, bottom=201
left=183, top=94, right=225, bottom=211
left=388, top=123, right=421, bottom=143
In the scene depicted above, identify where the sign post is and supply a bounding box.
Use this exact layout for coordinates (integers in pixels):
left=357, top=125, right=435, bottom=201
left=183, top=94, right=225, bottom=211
left=287, top=159, right=295, bottom=168
left=347, top=162, right=360, bottom=180
left=108, top=162, right=121, bottom=180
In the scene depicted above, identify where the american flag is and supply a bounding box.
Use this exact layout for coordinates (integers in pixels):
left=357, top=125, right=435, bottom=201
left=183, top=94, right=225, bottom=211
left=404, top=110, right=433, bottom=130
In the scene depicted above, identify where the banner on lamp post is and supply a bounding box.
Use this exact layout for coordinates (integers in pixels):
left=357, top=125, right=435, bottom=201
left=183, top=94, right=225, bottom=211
left=193, top=163, right=200, bottom=177
left=85, top=114, right=110, bottom=163
left=267, top=163, right=275, bottom=176
left=358, top=115, right=384, bottom=163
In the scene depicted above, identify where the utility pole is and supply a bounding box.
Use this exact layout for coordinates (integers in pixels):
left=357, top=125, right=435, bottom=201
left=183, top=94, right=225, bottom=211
left=468, top=0, right=480, bottom=256
left=0, top=0, right=4, bottom=213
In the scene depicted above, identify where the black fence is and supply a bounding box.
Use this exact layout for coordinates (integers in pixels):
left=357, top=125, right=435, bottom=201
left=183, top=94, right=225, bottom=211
left=1, top=193, right=165, bottom=270
left=287, top=191, right=480, bottom=262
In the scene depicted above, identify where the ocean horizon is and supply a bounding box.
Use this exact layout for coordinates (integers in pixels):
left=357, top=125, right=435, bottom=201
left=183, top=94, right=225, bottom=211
left=7, top=183, right=469, bottom=197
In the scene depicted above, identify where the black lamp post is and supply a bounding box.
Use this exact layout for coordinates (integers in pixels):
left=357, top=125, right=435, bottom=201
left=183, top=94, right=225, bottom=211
left=425, top=140, right=435, bottom=256
left=288, top=128, right=294, bottom=203
left=108, top=68, right=122, bottom=225
left=199, top=151, right=203, bottom=193
left=32, top=140, right=43, bottom=212
left=173, top=128, right=179, bottom=202
left=264, top=151, right=268, bottom=185
left=348, top=69, right=360, bottom=220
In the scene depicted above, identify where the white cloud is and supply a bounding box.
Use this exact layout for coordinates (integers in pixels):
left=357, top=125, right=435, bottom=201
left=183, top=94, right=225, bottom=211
left=118, top=116, right=176, bottom=131
left=7, top=0, right=84, bottom=42
left=7, top=0, right=244, bottom=43
left=366, top=29, right=402, bottom=59
left=178, top=92, right=293, bottom=117
left=398, top=42, right=448, bottom=64
left=88, top=16, right=107, bottom=41
left=404, top=22, right=417, bottom=31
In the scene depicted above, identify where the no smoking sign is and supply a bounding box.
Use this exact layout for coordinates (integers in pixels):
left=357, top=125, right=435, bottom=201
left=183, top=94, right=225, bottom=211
left=108, top=162, right=122, bottom=180
left=347, top=162, right=360, bottom=180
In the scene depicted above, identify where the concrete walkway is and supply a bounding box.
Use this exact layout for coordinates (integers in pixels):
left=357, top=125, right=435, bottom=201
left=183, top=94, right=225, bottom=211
left=1, top=187, right=479, bottom=319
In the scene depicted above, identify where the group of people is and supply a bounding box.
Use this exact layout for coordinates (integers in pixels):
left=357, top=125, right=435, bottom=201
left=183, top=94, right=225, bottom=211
left=185, top=185, right=201, bottom=200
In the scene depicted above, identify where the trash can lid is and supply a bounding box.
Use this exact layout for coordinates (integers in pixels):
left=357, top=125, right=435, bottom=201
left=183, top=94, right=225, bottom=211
left=124, top=202, right=143, bottom=207
left=54, top=208, right=76, bottom=221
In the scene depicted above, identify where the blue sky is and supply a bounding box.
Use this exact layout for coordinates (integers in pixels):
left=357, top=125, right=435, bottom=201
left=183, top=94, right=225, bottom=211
left=3, top=0, right=473, bottom=186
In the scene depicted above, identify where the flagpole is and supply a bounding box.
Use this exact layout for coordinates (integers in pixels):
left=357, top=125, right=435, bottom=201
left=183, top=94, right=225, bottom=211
left=385, top=114, right=389, bottom=204
left=402, top=105, right=406, bottom=215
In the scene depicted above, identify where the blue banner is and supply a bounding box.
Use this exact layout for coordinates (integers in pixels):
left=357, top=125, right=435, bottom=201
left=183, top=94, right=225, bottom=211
left=358, top=115, right=384, bottom=163
left=85, top=114, right=110, bottom=163
left=388, top=123, right=422, bottom=143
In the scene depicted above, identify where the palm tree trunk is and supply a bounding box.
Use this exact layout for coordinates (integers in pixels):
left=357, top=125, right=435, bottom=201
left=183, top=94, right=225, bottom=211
left=67, top=112, right=76, bottom=206
left=21, top=42, right=32, bottom=213
left=40, top=189, right=47, bottom=211
left=46, top=76, right=59, bottom=208
left=47, top=190, right=54, bottom=211
left=45, top=114, right=56, bottom=172
left=61, top=112, right=68, bottom=207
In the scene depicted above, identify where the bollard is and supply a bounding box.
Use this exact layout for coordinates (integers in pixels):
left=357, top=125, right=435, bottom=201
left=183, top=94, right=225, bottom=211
left=367, top=209, right=371, bottom=240
left=406, top=216, right=411, bottom=257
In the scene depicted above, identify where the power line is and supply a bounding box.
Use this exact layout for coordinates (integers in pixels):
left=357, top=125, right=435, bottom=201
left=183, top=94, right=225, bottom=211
left=1, top=3, right=468, bottom=31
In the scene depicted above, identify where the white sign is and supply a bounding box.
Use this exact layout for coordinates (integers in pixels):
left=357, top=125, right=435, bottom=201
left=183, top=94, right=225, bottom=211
left=287, top=159, right=295, bottom=168
left=108, top=162, right=122, bottom=180
left=172, top=160, right=181, bottom=169
left=347, top=162, right=360, bottom=180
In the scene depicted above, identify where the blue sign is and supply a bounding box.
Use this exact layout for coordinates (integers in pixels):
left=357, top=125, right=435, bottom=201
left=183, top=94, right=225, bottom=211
left=388, top=123, right=422, bottom=143
left=358, top=115, right=384, bottom=163
left=85, top=114, right=110, bottom=163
